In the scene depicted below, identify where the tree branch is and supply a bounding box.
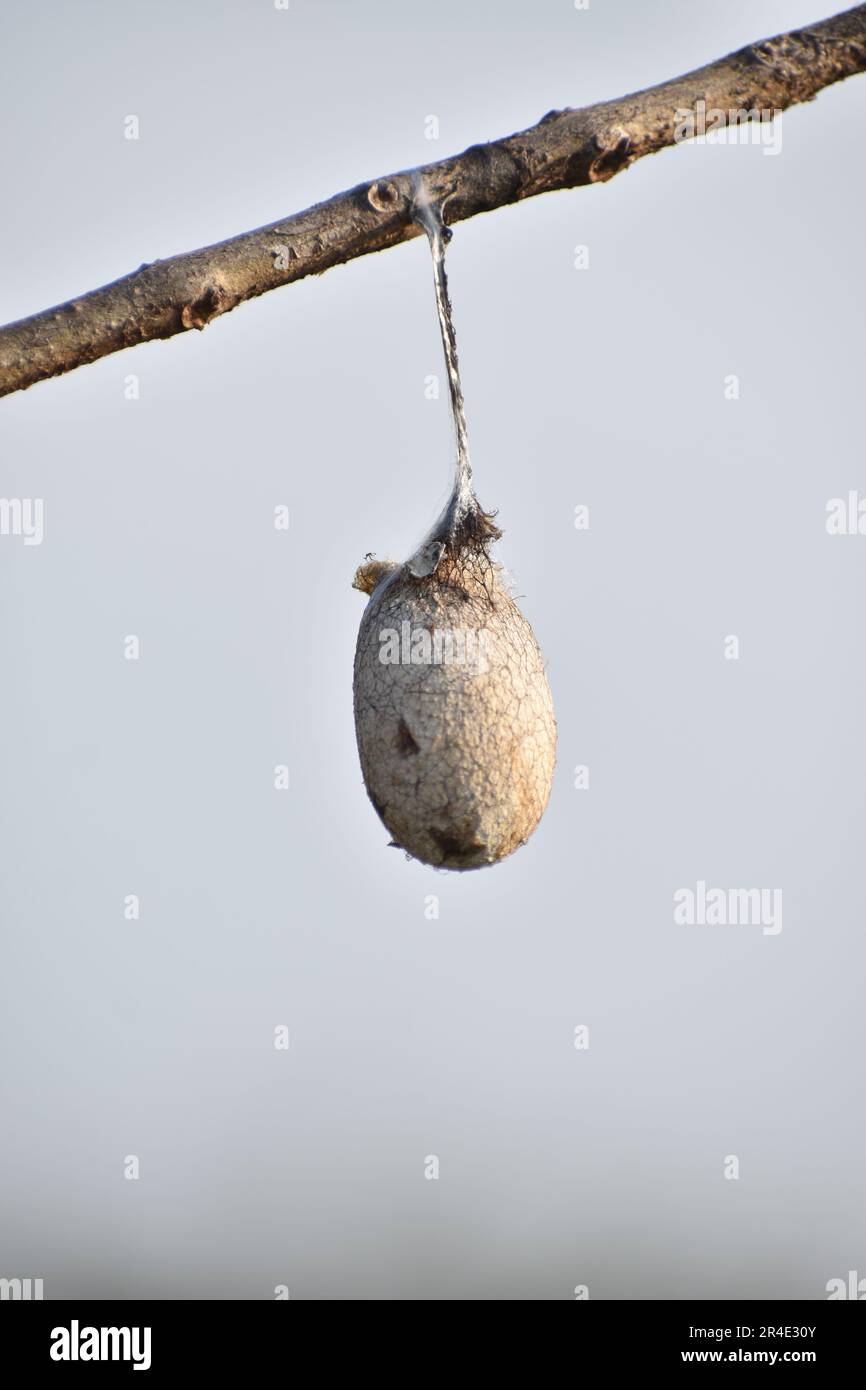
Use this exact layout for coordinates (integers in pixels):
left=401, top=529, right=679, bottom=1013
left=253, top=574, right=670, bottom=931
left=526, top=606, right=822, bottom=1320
left=2, top=3, right=865, bottom=400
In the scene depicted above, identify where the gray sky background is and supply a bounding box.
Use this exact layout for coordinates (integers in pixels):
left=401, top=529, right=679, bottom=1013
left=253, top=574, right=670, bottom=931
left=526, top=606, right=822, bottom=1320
left=1, top=0, right=864, bottom=1299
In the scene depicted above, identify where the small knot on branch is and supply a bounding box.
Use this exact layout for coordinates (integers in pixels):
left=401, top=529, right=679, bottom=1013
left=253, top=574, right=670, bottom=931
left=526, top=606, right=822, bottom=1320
left=367, top=179, right=402, bottom=212
left=589, top=128, right=633, bottom=182
left=180, top=284, right=232, bottom=331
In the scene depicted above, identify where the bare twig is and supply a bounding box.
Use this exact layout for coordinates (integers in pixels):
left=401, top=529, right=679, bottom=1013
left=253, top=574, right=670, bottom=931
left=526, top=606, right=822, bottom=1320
left=2, top=3, right=865, bottom=399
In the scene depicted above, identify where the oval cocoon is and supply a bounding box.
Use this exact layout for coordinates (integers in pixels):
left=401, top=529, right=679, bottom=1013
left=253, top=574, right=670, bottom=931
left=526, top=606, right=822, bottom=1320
left=353, top=556, right=556, bottom=870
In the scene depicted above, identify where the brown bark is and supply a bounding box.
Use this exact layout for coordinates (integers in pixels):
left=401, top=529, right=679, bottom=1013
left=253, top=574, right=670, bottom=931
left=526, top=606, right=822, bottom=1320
left=2, top=3, right=865, bottom=400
